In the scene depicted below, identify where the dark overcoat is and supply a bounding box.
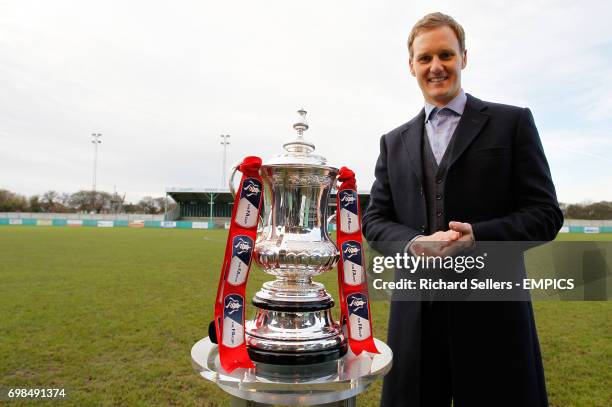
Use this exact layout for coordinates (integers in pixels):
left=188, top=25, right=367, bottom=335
left=362, top=94, right=563, bottom=406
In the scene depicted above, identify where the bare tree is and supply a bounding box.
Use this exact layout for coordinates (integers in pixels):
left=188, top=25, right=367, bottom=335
left=137, top=196, right=158, bottom=214
left=565, top=201, right=612, bottom=219
left=0, top=189, right=28, bottom=212
left=69, top=190, right=112, bottom=213
left=110, top=191, right=126, bottom=213
left=41, top=190, right=59, bottom=212
left=29, top=195, right=42, bottom=212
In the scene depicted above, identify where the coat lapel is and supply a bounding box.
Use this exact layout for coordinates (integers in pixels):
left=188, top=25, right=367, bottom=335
left=448, top=94, right=489, bottom=168
left=400, top=109, right=425, bottom=183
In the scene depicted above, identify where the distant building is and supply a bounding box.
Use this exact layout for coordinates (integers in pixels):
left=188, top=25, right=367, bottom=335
left=164, top=187, right=371, bottom=223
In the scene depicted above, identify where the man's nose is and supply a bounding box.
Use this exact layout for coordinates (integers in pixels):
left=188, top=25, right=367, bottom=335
left=430, top=56, right=444, bottom=73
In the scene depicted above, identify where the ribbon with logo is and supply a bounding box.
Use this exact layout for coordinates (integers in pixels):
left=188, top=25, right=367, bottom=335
left=336, top=166, right=379, bottom=355
left=212, top=156, right=263, bottom=373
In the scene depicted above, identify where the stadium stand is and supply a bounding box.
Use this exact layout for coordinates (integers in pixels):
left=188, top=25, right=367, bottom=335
left=164, top=187, right=371, bottom=226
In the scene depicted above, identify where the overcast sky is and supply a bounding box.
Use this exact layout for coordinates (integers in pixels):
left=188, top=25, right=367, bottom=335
left=1, top=0, right=611, bottom=203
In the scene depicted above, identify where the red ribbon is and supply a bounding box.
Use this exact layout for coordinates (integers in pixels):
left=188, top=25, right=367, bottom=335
left=338, top=166, right=357, bottom=190
left=238, top=156, right=262, bottom=175
left=336, top=166, right=379, bottom=355
left=213, top=156, right=262, bottom=372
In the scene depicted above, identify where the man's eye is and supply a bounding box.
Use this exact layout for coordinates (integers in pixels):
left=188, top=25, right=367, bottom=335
left=419, top=56, right=431, bottom=63
left=440, top=52, right=453, bottom=60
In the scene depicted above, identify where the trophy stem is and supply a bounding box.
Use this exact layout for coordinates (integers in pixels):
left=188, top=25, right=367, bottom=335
left=252, top=277, right=334, bottom=309
left=275, top=275, right=312, bottom=284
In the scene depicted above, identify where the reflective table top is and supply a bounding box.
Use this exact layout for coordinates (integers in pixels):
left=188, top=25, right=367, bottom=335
left=191, top=337, right=392, bottom=405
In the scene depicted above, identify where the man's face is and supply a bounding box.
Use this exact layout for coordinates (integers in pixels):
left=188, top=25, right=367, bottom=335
left=409, top=25, right=467, bottom=107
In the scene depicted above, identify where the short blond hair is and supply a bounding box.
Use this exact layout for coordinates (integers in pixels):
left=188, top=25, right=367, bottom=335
left=408, top=12, right=465, bottom=59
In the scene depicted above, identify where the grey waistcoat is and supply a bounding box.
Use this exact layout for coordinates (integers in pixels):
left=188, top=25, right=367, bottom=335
left=422, top=125, right=458, bottom=234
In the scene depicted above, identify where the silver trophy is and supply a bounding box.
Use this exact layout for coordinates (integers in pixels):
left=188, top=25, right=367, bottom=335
left=230, top=109, right=347, bottom=364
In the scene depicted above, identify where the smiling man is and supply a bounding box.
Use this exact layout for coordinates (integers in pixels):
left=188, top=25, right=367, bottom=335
left=362, top=12, right=563, bottom=407
left=411, top=24, right=465, bottom=110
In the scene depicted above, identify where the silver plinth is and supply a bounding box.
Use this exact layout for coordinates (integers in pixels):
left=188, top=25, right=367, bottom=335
left=191, top=337, right=392, bottom=406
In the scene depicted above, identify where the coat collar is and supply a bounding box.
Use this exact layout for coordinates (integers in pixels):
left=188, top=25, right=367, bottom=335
left=399, top=93, right=489, bottom=182
left=399, top=109, right=425, bottom=183
left=448, top=94, right=489, bottom=168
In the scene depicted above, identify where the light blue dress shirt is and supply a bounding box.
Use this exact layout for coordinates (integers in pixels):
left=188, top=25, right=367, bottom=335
left=406, top=89, right=468, bottom=253
left=424, top=89, right=467, bottom=164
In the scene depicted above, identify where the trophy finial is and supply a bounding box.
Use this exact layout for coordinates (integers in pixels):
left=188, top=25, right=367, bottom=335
left=284, top=107, right=314, bottom=154
left=265, top=107, right=330, bottom=167
left=293, top=108, right=309, bottom=137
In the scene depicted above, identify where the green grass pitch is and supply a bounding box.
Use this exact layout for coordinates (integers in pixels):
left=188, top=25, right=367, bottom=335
left=0, top=227, right=610, bottom=406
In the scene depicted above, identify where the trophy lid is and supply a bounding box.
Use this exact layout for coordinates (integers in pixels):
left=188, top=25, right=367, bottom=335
left=264, top=109, right=334, bottom=168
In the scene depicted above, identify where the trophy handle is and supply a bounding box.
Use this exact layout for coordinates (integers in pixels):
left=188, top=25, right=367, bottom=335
left=327, top=213, right=337, bottom=236
left=328, top=176, right=340, bottom=238
left=229, top=164, right=239, bottom=198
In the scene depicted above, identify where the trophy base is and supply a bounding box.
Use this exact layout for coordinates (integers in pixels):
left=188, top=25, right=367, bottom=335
left=245, top=306, right=347, bottom=365
left=252, top=295, right=333, bottom=311
left=254, top=279, right=334, bottom=307
left=247, top=342, right=348, bottom=365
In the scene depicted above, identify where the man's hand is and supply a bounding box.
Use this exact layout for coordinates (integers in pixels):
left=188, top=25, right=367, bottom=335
left=410, top=230, right=461, bottom=257
left=441, top=221, right=475, bottom=256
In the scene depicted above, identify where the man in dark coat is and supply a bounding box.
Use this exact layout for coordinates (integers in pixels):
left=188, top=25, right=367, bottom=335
left=362, top=12, right=563, bottom=407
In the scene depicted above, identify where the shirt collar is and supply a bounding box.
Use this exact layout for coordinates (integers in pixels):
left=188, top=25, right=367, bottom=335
left=424, top=89, right=467, bottom=122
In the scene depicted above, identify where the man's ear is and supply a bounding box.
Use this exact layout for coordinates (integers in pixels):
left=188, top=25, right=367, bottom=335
left=461, top=49, right=467, bottom=69
left=409, top=58, right=416, bottom=77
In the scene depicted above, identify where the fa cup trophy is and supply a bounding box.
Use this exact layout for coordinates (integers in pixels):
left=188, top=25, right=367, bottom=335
left=212, top=109, right=378, bottom=372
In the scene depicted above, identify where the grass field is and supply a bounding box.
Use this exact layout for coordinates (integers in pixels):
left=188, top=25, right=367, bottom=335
left=0, top=227, right=610, bottom=406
